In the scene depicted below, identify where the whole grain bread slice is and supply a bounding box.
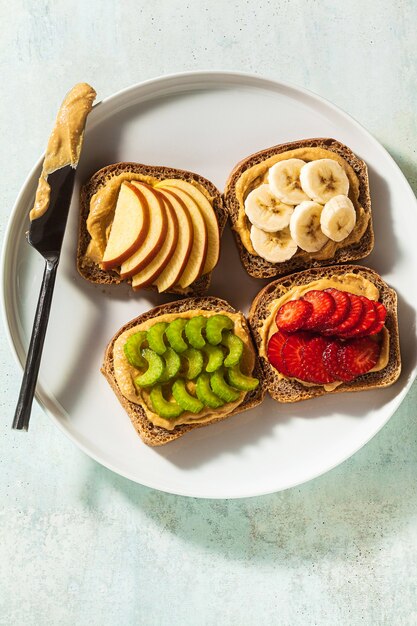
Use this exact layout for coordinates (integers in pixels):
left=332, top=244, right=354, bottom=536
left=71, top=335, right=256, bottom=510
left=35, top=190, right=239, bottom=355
left=224, top=138, right=374, bottom=279
left=248, top=264, right=401, bottom=402
left=101, top=296, right=266, bottom=446
left=77, top=162, right=227, bottom=296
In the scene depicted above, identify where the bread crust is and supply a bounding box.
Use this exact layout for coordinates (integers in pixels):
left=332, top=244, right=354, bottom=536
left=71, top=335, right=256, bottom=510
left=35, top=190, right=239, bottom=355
left=101, top=296, right=266, bottom=445
left=224, top=138, right=374, bottom=279
left=77, top=162, right=227, bottom=296
left=248, top=265, right=401, bottom=402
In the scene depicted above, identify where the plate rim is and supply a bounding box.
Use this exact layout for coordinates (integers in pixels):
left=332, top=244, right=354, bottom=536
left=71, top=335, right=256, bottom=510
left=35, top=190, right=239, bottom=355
left=2, top=69, right=416, bottom=499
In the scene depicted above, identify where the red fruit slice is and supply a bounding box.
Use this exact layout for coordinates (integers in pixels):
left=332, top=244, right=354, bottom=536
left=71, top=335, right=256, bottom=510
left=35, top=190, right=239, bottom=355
left=322, top=340, right=355, bottom=382
left=275, top=299, right=313, bottom=333
left=366, top=301, right=387, bottom=336
left=267, top=331, right=289, bottom=375
left=339, top=337, right=380, bottom=377
left=323, top=288, right=351, bottom=328
left=303, top=336, right=335, bottom=384
left=302, top=290, right=336, bottom=330
left=326, top=294, right=364, bottom=336
left=339, top=296, right=377, bottom=338
left=281, top=332, right=311, bottom=379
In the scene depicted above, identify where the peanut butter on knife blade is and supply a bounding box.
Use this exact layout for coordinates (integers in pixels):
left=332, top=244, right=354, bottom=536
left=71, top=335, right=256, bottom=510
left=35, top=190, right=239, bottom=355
left=30, top=82, right=96, bottom=221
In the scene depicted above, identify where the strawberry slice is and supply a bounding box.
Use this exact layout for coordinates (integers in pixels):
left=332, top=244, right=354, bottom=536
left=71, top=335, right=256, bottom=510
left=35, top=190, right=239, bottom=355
left=281, top=332, right=311, bottom=379
left=275, top=299, right=313, bottom=333
left=303, top=336, right=335, bottom=384
left=339, top=296, right=377, bottom=338
left=323, top=288, right=351, bottom=328
left=366, top=301, right=387, bottom=336
left=302, top=290, right=336, bottom=330
left=322, top=340, right=355, bottom=382
left=338, top=337, right=380, bottom=377
left=325, top=293, right=364, bottom=336
left=267, top=331, right=289, bottom=375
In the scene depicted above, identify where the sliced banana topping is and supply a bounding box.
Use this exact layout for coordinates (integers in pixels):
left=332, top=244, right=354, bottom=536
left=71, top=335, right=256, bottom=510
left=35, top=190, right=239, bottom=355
left=289, top=201, right=329, bottom=253
left=250, top=225, right=297, bottom=263
left=244, top=184, right=293, bottom=232
left=268, top=159, right=310, bottom=205
left=320, top=194, right=356, bottom=242
left=299, top=158, right=349, bottom=203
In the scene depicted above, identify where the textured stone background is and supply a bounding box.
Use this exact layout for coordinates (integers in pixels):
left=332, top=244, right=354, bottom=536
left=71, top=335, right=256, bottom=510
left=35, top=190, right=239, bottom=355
left=1, top=1, right=417, bottom=624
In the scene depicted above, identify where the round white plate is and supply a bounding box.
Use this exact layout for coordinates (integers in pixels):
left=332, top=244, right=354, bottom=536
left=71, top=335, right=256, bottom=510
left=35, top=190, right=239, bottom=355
left=2, top=71, right=417, bottom=498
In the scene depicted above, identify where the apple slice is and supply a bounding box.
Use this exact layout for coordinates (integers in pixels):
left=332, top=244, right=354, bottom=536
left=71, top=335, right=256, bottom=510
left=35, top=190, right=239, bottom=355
left=156, top=179, right=220, bottom=274
left=101, top=182, right=149, bottom=270
left=132, top=192, right=179, bottom=290
left=153, top=189, right=193, bottom=293
left=120, top=182, right=167, bottom=279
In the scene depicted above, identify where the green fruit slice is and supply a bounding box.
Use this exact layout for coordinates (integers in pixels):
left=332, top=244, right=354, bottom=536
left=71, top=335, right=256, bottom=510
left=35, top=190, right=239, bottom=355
left=210, top=368, right=240, bottom=402
left=196, top=373, right=225, bottom=409
left=147, top=322, right=168, bottom=355
left=206, top=315, right=234, bottom=345
left=172, top=379, right=204, bottom=414
left=150, top=386, right=183, bottom=419
left=123, top=331, right=147, bottom=368
left=134, top=348, right=164, bottom=387
left=222, top=331, right=244, bottom=367
left=203, top=344, right=224, bottom=372
left=227, top=365, right=259, bottom=391
left=183, top=348, right=204, bottom=379
left=159, top=347, right=181, bottom=382
left=185, top=316, right=207, bottom=349
left=166, top=318, right=188, bottom=353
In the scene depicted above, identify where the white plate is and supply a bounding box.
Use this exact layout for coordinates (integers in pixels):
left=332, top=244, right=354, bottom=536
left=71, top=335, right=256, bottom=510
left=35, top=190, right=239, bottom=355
left=2, top=71, right=417, bottom=498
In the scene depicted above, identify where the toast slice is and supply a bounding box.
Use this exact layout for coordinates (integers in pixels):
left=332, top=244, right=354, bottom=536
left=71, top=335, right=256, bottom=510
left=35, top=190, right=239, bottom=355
left=248, top=265, right=401, bottom=402
left=101, top=296, right=266, bottom=446
left=77, top=162, right=227, bottom=296
left=224, top=138, right=374, bottom=279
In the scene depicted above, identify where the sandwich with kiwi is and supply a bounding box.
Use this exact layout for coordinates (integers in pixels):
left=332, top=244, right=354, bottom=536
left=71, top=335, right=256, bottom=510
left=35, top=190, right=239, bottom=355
left=101, top=296, right=265, bottom=446
left=77, top=162, right=227, bottom=296
left=249, top=264, right=401, bottom=402
left=224, top=138, right=374, bottom=279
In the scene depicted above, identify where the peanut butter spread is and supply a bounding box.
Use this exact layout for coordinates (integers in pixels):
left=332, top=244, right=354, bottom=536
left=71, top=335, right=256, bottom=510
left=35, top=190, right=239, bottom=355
left=30, top=83, right=96, bottom=221
left=113, top=310, right=255, bottom=430
left=258, top=273, right=389, bottom=391
left=234, top=147, right=369, bottom=260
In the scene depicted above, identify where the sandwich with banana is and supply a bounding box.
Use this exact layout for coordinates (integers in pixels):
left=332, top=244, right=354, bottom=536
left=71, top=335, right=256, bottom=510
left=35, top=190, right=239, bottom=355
left=224, top=138, right=373, bottom=279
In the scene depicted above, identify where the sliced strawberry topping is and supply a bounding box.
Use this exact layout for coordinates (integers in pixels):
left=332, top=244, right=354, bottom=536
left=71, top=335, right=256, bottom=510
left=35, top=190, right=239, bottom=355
left=323, top=288, right=351, bottom=328
left=340, top=296, right=377, bottom=338
left=338, top=337, right=380, bottom=377
left=366, top=301, right=387, bottom=336
left=303, top=336, right=335, bottom=384
left=302, top=290, right=336, bottom=330
left=275, top=299, right=313, bottom=333
left=322, top=340, right=355, bottom=382
left=281, top=332, right=311, bottom=379
left=267, top=331, right=289, bottom=375
left=325, top=293, right=364, bottom=335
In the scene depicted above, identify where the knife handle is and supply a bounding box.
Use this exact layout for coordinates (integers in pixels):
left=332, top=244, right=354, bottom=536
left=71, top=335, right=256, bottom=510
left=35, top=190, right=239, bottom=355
left=12, top=257, right=59, bottom=431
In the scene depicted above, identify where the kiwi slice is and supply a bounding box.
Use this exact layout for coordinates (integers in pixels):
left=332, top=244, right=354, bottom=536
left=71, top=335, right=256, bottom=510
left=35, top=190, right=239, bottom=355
left=185, top=316, right=207, bottom=349
left=150, top=386, right=183, bottom=419
left=123, top=331, right=147, bottom=368
left=147, top=322, right=168, bottom=355
left=206, top=315, right=234, bottom=345
left=227, top=365, right=259, bottom=391
left=134, top=348, right=164, bottom=387
left=222, top=331, right=244, bottom=367
left=166, top=318, right=188, bottom=353
left=203, top=344, right=224, bottom=372
left=210, top=368, right=240, bottom=403
left=183, top=348, right=204, bottom=380
left=196, top=373, right=225, bottom=409
left=159, top=347, right=181, bottom=383
left=172, top=379, right=204, bottom=414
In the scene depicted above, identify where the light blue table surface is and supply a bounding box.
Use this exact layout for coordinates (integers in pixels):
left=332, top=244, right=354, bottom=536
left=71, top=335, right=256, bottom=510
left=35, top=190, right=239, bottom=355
left=1, top=1, right=417, bottom=624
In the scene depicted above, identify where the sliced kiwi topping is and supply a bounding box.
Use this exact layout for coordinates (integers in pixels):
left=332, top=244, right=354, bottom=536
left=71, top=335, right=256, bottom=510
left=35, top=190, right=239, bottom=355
left=196, top=373, right=225, bottom=409
left=182, top=348, right=204, bottom=380
left=172, top=379, right=204, bottom=414
left=166, top=318, right=188, bottom=353
left=185, top=316, right=207, bottom=349
left=210, top=368, right=240, bottom=403
left=227, top=365, right=259, bottom=391
left=206, top=315, right=234, bottom=345
left=159, top=347, right=181, bottom=383
left=150, top=386, right=183, bottom=419
left=147, top=321, right=168, bottom=355
left=134, top=349, right=164, bottom=387
left=124, top=331, right=147, bottom=368
left=222, top=331, right=244, bottom=368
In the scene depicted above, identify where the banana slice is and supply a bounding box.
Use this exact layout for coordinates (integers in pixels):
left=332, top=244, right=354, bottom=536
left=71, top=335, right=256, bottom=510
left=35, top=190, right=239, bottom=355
left=320, top=194, right=356, bottom=242
left=268, top=159, right=310, bottom=204
left=290, top=201, right=329, bottom=252
left=250, top=225, right=297, bottom=263
left=299, top=158, right=349, bottom=203
left=244, top=184, right=293, bottom=232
